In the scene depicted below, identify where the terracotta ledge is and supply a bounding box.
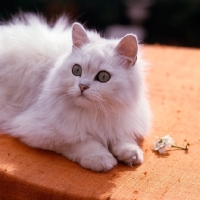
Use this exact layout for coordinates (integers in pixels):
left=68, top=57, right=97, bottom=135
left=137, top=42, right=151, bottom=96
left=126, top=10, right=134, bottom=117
left=1, top=45, right=200, bottom=200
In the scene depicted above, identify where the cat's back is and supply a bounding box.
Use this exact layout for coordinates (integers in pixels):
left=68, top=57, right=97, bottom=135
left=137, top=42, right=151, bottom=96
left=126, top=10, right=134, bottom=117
left=0, top=13, right=72, bottom=67
left=0, top=14, right=72, bottom=120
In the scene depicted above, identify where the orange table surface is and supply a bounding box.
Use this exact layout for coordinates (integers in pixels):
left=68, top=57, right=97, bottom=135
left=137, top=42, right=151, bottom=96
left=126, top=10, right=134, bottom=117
left=0, top=45, right=200, bottom=200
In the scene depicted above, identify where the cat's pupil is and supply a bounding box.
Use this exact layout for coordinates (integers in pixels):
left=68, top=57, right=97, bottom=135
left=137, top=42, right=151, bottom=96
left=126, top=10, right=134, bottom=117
left=100, top=73, right=106, bottom=80
left=72, top=64, right=82, bottom=76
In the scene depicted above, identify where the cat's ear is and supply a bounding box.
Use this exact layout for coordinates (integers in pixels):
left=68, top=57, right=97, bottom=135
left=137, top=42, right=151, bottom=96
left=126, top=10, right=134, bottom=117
left=115, top=34, right=138, bottom=67
left=72, top=23, right=89, bottom=48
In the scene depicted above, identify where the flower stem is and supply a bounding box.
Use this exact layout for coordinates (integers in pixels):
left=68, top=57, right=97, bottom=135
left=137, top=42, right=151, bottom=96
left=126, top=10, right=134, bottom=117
left=171, top=143, right=190, bottom=151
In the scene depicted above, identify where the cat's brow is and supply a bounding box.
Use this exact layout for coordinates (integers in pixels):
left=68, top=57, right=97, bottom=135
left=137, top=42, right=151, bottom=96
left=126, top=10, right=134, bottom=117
left=87, top=56, right=104, bottom=72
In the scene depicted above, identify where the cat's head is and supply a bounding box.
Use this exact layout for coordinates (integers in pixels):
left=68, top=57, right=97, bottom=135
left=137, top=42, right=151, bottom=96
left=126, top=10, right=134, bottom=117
left=52, top=23, right=144, bottom=111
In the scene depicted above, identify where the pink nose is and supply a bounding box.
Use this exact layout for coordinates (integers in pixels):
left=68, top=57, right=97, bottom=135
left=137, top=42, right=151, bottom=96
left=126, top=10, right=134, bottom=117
left=79, top=84, right=89, bottom=92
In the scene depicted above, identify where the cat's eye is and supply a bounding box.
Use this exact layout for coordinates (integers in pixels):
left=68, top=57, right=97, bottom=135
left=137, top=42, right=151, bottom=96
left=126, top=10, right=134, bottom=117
left=72, top=64, right=82, bottom=76
left=95, top=71, right=111, bottom=83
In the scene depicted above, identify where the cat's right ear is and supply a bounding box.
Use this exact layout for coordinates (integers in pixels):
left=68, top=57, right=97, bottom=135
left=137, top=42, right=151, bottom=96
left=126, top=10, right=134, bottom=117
left=72, top=23, right=89, bottom=49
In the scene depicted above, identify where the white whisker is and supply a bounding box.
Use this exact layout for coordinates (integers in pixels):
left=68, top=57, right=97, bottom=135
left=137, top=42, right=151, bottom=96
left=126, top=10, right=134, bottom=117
left=36, top=93, right=71, bottom=108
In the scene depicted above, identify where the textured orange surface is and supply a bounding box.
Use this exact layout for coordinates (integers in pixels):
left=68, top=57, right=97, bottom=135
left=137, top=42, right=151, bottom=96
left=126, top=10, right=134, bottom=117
left=0, top=45, right=200, bottom=200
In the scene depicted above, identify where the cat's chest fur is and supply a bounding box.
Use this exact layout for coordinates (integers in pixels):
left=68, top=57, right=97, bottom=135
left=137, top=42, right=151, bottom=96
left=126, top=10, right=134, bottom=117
left=36, top=91, right=126, bottom=145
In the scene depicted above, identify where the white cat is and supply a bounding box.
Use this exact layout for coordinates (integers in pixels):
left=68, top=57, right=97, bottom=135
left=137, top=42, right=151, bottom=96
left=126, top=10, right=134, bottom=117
left=0, top=13, right=151, bottom=172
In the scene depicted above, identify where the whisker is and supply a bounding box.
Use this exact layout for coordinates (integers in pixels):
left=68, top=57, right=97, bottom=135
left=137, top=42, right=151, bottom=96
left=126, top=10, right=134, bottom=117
left=36, top=93, right=71, bottom=108
left=89, top=90, right=103, bottom=102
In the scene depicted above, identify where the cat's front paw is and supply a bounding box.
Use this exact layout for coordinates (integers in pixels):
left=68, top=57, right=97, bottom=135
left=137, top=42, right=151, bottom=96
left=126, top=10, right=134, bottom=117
left=112, top=143, right=143, bottom=167
left=80, top=154, right=117, bottom=172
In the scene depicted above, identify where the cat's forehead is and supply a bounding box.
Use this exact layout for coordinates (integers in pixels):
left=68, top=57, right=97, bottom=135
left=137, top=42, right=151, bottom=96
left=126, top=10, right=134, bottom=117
left=85, top=41, right=113, bottom=56
left=81, top=41, right=115, bottom=67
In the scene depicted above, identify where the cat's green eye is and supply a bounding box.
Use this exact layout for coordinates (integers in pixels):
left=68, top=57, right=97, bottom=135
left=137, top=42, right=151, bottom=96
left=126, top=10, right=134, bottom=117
left=95, top=71, right=111, bottom=83
left=72, top=64, right=82, bottom=76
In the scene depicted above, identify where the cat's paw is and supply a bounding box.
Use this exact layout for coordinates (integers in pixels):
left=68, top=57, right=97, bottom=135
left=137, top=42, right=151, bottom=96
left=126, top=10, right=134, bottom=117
left=79, top=154, right=117, bottom=172
left=112, top=143, right=143, bottom=167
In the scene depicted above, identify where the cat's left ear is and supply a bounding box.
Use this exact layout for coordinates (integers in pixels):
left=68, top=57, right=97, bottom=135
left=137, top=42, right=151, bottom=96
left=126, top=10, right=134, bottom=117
left=72, top=23, right=89, bottom=48
left=115, top=34, right=138, bottom=67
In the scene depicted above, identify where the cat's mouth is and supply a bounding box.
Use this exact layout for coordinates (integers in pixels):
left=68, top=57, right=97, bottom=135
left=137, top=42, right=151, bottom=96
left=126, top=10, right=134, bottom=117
left=74, top=93, right=91, bottom=107
left=78, top=94, right=88, bottom=100
left=78, top=92, right=88, bottom=98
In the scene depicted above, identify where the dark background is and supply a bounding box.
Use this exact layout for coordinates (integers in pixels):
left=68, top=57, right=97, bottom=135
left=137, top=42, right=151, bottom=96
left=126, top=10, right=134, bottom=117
left=0, top=0, right=200, bottom=47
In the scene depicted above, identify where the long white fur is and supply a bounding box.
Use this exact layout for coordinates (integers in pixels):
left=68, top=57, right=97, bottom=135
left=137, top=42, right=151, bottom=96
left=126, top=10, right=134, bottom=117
left=0, top=13, right=151, bottom=171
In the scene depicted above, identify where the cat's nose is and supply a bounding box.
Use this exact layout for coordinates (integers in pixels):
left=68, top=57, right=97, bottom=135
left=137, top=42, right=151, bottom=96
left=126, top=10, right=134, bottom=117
left=79, top=84, right=89, bottom=93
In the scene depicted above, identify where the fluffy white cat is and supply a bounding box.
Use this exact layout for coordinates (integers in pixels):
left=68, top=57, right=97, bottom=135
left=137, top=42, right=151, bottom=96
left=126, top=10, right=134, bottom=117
left=0, top=13, right=151, bottom=172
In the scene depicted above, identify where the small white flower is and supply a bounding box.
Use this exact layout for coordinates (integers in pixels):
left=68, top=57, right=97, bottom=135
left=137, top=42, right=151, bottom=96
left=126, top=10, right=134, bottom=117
left=153, top=135, right=174, bottom=154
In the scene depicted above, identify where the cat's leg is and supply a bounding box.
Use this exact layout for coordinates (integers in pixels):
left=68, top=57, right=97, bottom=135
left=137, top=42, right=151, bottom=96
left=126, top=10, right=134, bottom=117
left=57, top=139, right=117, bottom=172
left=110, top=140, right=143, bottom=167
left=4, top=116, right=117, bottom=171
